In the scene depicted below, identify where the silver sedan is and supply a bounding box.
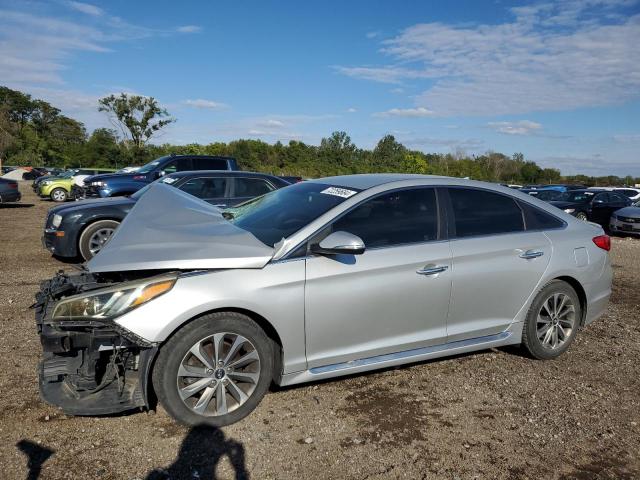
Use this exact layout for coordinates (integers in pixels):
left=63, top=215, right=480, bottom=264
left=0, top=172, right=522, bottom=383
left=35, top=174, right=613, bottom=426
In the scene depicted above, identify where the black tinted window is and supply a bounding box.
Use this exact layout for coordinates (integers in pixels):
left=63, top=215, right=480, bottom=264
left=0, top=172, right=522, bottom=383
left=610, top=193, right=628, bottom=203
left=518, top=201, right=565, bottom=230
left=332, top=188, right=438, bottom=248
left=594, top=192, right=609, bottom=203
left=234, top=178, right=274, bottom=197
left=193, top=158, right=228, bottom=170
left=179, top=177, right=228, bottom=199
left=449, top=188, right=524, bottom=237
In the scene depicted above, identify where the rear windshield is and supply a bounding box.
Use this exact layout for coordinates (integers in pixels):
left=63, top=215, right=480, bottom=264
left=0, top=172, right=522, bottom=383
left=225, top=182, right=360, bottom=247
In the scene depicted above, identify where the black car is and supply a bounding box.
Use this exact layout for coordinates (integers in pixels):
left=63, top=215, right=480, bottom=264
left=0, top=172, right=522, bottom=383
left=43, top=171, right=290, bottom=261
left=22, top=167, right=48, bottom=180
left=82, top=154, right=240, bottom=198
left=549, top=189, right=632, bottom=225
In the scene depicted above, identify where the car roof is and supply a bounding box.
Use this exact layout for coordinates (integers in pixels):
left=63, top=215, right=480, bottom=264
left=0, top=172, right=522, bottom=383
left=165, top=170, right=283, bottom=180
left=309, top=173, right=452, bottom=190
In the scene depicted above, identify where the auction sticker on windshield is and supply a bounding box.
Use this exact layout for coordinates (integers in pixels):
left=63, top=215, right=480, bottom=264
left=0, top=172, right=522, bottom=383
left=321, top=187, right=358, bottom=198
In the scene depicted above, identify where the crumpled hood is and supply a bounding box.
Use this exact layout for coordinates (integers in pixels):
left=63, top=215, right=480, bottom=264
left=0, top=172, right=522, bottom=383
left=87, top=183, right=274, bottom=273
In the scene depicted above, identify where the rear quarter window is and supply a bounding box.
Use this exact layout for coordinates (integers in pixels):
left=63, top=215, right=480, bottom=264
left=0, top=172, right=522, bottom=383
left=518, top=201, right=566, bottom=230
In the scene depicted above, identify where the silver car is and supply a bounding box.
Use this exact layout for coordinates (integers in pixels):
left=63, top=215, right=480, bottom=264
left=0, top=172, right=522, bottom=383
left=610, top=200, right=640, bottom=236
left=35, top=174, right=613, bottom=426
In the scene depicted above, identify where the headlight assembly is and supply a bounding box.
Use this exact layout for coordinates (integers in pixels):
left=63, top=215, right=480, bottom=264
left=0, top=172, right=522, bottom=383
left=91, top=181, right=105, bottom=186
left=52, top=275, right=177, bottom=321
left=564, top=208, right=575, bottom=214
left=52, top=214, right=63, bottom=228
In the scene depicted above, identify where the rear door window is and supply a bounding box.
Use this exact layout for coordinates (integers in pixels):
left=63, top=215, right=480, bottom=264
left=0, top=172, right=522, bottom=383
left=233, top=178, right=275, bottom=198
left=448, top=188, right=524, bottom=238
left=330, top=187, right=438, bottom=248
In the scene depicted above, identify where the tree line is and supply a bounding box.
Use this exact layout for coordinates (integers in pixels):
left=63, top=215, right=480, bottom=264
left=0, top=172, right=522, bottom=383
left=1, top=86, right=637, bottom=186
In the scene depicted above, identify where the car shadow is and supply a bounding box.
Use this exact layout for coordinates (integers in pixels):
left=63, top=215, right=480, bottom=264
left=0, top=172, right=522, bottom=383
left=17, top=426, right=249, bottom=479
left=0, top=203, right=34, bottom=208
left=146, top=424, right=249, bottom=480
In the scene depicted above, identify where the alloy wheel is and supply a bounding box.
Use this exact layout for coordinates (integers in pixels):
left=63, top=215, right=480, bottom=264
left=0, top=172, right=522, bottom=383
left=88, top=228, right=115, bottom=256
left=177, top=333, right=261, bottom=416
left=52, top=190, right=66, bottom=201
left=536, top=293, right=576, bottom=350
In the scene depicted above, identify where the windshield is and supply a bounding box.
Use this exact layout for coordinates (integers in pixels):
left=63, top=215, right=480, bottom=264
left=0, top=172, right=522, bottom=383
left=136, top=156, right=170, bottom=174
left=559, top=191, right=594, bottom=203
left=130, top=175, right=179, bottom=200
left=225, top=182, right=360, bottom=247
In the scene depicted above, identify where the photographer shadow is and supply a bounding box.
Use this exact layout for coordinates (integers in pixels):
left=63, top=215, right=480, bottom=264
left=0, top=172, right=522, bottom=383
left=146, top=424, right=249, bottom=480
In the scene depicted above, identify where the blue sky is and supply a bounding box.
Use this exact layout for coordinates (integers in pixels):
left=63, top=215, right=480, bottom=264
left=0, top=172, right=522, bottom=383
left=1, top=0, right=639, bottom=176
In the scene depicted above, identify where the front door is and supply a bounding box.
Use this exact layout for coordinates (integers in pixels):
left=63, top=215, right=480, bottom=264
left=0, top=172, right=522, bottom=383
left=304, top=187, right=452, bottom=368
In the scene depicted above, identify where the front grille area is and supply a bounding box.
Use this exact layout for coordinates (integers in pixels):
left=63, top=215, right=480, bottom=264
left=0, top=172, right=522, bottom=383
left=618, top=216, right=639, bottom=223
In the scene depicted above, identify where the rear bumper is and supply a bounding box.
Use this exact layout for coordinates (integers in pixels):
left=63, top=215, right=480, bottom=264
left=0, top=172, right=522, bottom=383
left=34, top=273, right=158, bottom=415
left=0, top=191, right=21, bottom=203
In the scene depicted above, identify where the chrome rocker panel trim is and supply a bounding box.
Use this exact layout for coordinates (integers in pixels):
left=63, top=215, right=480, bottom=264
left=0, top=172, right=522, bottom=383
left=279, top=323, right=522, bottom=386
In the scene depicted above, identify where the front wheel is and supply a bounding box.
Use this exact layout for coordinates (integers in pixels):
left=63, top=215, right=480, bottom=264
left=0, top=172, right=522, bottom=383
left=522, top=280, right=581, bottom=360
left=78, top=220, right=120, bottom=261
left=50, top=188, right=67, bottom=202
left=153, top=312, right=274, bottom=426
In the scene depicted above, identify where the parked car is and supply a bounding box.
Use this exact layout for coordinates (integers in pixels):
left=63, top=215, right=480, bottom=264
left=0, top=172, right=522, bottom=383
left=37, top=168, right=116, bottom=202
left=34, top=174, right=612, bottom=426
left=588, top=187, right=640, bottom=202
left=1, top=166, right=16, bottom=175
left=43, top=171, right=289, bottom=261
left=530, top=189, right=564, bottom=202
left=22, top=167, right=48, bottom=180
left=549, top=189, right=632, bottom=225
left=0, top=177, right=21, bottom=204
left=82, top=155, right=240, bottom=198
left=32, top=169, right=77, bottom=192
left=610, top=200, right=640, bottom=236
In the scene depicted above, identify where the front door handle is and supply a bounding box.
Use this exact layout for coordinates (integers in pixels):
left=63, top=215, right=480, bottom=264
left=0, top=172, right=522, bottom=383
left=519, top=250, right=544, bottom=259
left=416, top=265, right=448, bottom=276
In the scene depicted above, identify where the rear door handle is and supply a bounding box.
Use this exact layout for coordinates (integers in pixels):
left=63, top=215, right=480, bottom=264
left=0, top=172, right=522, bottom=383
left=519, top=250, right=544, bottom=259
left=416, top=265, right=449, bottom=276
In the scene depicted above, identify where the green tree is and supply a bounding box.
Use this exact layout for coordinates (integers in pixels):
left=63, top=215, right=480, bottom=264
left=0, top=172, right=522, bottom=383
left=98, top=93, right=175, bottom=149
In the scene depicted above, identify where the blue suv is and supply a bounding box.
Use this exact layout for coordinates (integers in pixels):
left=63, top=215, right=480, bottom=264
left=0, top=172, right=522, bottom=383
left=83, top=154, right=240, bottom=198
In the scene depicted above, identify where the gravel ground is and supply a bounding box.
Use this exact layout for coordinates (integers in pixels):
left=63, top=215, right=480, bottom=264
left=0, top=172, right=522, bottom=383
left=1, top=186, right=639, bottom=480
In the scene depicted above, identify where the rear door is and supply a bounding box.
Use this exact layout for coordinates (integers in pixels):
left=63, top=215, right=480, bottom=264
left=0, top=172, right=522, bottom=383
left=444, top=187, right=552, bottom=342
left=304, top=187, right=451, bottom=368
left=590, top=192, right=613, bottom=225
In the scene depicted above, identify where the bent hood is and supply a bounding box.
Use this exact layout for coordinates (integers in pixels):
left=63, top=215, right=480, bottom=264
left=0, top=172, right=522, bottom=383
left=87, top=183, right=274, bottom=273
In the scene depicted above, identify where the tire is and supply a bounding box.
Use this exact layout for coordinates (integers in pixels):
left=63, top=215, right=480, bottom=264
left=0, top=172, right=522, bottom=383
left=575, top=211, right=588, bottom=221
left=78, top=220, right=120, bottom=261
left=522, top=280, right=581, bottom=360
left=152, top=312, right=274, bottom=426
left=50, top=188, right=68, bottom=202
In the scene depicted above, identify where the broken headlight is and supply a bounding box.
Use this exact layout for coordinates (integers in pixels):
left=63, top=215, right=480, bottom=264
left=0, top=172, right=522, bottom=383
left=52, top=275, right=177, bottom=321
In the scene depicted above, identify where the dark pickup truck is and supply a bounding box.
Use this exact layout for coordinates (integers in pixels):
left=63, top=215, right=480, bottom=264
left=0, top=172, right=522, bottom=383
left=82, top=154, right=239, bottom=198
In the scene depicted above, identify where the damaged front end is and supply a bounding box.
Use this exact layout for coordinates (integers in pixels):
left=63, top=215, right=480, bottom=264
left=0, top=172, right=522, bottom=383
left=33, top=270, right=170, bottom=415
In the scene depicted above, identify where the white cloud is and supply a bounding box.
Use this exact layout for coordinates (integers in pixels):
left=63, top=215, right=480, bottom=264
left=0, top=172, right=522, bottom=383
left=488, top=120, right=542, bottom=135
left=67, top=1, right=103, bottom=16
left=337, top=2, right=640, bottom=116
left=183, top=99, right=228, bottom=110
left=613, top=134, right=640, bottom=143
left=255, top=119, right=285, bottom=128
left=177, top=25, right=202, bottom=33
left=366, top=31, right=380, bottom=39
left=347, top=107, right=357, bottom=113
left=537, top=155, right=640, bottom=176
left=390, top=87, right=404, bottom=94
left=373, top=107, right=435, bottom=118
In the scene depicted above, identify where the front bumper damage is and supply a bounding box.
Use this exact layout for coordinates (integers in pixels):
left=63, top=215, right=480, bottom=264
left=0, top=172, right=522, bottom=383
left=33, top=271, right=157, bottom=415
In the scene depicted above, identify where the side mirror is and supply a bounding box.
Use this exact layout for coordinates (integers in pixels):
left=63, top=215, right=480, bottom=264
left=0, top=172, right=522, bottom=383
left=311, top=231, right=365, bottom=256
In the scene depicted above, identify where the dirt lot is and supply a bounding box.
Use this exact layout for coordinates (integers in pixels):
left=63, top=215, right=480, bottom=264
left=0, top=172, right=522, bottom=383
left=1, top=185, right=639, bottom=480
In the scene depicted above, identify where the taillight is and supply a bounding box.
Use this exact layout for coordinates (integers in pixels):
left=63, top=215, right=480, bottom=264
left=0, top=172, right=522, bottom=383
left=592, top=235, right=611, bottom=251
left=9, top=183, right=17, bottom=189
left=133, top=175, right=145, bottom=180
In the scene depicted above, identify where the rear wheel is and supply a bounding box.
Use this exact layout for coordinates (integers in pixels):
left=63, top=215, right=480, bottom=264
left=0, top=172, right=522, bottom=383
left=522, top=280, right=581, bottom=360
left=153, top=312, right=274, bottom=426
left=50, top=188, right=67, bottom=202
left=78, top=220, right=120, bottom=260
left=575, top=211, right=588, bottom=221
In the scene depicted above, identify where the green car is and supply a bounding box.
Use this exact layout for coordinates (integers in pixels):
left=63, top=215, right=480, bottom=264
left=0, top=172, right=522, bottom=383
left=38, top=168, right=117, bottom=202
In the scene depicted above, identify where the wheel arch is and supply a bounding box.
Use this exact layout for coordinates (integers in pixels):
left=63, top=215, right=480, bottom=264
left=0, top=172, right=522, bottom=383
left=553, top=275, right=588, bottom=326
left=77, top=217, right=122, bottom=256
left=145, top=307, right=285, bottom=408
